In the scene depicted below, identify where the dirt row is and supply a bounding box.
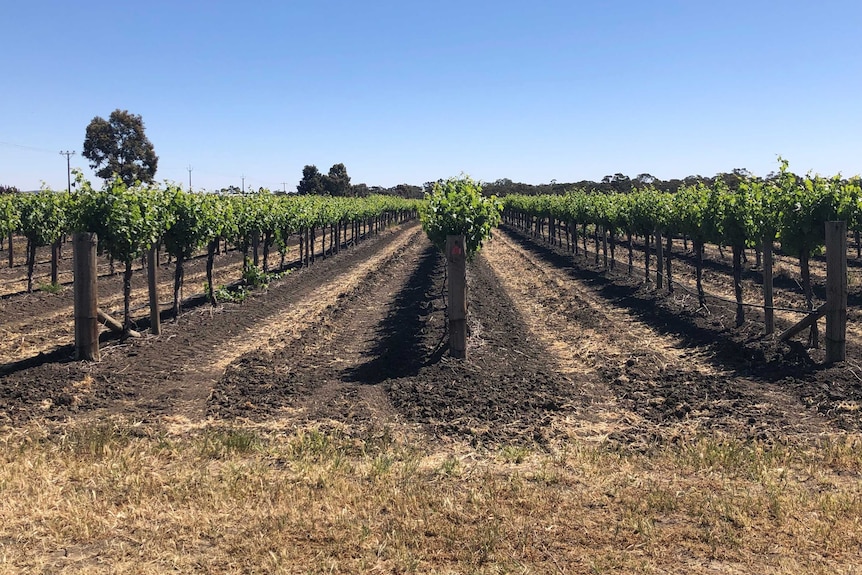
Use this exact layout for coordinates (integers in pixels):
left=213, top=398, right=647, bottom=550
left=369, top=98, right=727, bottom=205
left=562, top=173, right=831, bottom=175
left=2, top=219, right=861, bottom=449
left=488, top=230, right=850, bottom=446
left=526, top=223, right=862, bottom=351
left=0, top=222, right=421, bottom=426
left=498, top=225, right=862, bottom=435
left=0, top=229, right=361, bottom=366
left=209, top=234, right=585, bottom=445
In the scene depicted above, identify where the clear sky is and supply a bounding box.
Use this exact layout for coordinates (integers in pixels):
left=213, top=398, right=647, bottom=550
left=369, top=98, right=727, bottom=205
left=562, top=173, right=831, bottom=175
left=2, top=0, right=860, bottom=192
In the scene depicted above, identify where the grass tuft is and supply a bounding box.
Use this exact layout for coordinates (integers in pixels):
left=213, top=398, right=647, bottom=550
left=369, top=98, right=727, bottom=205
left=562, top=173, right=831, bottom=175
left=198, top=427, right=262, bottom=458
left=37, top=281, right=63, bottom=294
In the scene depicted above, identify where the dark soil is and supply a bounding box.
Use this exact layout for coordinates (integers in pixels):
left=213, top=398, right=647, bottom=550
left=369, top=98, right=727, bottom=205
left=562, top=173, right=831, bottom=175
left=498, top=224, right=862, bottom=442
left=210, top=238, right=583, bottom=446
left=2, top=219, right=861, bottom=450
left=0, top=241, right=247, bottom=365
left=0, top=224, right=420, bottom=426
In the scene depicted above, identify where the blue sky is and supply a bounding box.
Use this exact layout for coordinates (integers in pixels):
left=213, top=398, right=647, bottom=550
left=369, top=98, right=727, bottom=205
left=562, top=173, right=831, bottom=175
left=2, top=0, right=860, bottom=192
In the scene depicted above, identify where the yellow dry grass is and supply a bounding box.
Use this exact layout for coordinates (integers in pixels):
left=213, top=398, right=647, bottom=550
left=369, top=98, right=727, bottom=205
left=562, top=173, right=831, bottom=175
left=1, top=420, right=861, bottom=574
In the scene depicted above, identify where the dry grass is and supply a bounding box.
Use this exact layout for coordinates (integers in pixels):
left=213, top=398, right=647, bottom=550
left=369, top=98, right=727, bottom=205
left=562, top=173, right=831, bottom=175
left=1, top=420, right=862, bottom=574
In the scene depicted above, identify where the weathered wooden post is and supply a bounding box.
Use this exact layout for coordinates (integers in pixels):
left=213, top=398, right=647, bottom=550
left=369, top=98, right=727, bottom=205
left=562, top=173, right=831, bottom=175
left=51, top=240, right=60, bottom=285
left=602, top=226, right=608, bottom=269
left=147, top=245, right=161, bottom=335
left=655, top=229, right=664, bottom=289
left=781, top=221, right=848, bottom=362
left=73, top=232, right=99, bottom=361
left=447, top=234, right=467, bottom=359
left=762, top=235, right=774, bottom=335
left=825, top=221, right=847, bottom=363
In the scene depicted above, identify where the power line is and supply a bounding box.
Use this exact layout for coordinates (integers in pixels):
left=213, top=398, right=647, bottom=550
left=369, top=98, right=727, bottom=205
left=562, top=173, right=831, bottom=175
left=59, top=150, right=76, bottom=193
left=1, top=140, right=58, bottom=155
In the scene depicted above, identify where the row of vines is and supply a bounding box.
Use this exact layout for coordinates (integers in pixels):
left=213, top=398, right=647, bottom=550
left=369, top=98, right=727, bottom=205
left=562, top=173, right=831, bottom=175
left=502, top=161, right=862, bottom=344
left=0, top=172, right=420, bottom=333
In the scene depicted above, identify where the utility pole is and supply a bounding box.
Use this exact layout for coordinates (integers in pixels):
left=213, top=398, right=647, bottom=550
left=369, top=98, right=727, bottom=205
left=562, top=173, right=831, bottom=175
left=59, top=150, right=75, bottom=192
left=281, top=182, right=287, bottom=194
left=241, top=174, right=245, bottom=194
left=187, top=165, right=193, bottom=190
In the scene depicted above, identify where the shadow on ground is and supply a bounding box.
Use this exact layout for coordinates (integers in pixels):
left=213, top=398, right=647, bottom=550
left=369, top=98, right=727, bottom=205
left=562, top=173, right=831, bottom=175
left=499, top=225, right=825, bottom=382
left=344, top=244, right=446, bottom=384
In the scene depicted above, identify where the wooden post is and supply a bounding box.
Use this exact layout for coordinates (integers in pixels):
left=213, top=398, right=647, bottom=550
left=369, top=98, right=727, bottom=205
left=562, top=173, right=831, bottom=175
left=602, top=226, right=608, bottom=269
left=97, top=308, right=140, bottom=338
left=447, top=235, right=467, bottom=359
left=73, top=232, right=99, bottom=361
left=779, top=303, right=827, bottom=342
left=762, top=235, right=774, bottom=335
left=664, top=234, right=672, bottom=292
left=643, top=233, right=651, bottom=283
left=252, top=230, right=260, bottom=267
left=51, top=240, right=60, bottom=285
left=655, top=229, right=664, bottom=290
left=147, top=245, right=161, bottom=335
left=825, top=221, right=847, bottom=363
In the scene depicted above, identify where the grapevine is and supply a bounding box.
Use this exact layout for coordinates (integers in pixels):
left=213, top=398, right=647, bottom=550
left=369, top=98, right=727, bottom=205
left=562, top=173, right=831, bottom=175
left=420, top=176, right=502, bottom=258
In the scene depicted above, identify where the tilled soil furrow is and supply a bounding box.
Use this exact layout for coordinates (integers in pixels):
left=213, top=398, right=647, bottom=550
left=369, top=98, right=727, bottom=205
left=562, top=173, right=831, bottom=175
left=0, top=223, right=420, bottom=425
left=211, top=237, right=587, bottom=446
left=381, top=252, right=584, bottom=445
left=209, top=232, right=437, bottom=433
left=132, top=225, right=425, bottom=420
left=485, top=229, right=833, bottom=444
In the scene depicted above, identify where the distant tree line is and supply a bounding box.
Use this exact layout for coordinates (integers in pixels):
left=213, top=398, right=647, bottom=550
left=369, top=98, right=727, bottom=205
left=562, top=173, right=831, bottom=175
left=295, top=163, right=424, bottom=199
left=480, top=169, right=765, bottom=197
left=188, top=167, right=818, bottom=200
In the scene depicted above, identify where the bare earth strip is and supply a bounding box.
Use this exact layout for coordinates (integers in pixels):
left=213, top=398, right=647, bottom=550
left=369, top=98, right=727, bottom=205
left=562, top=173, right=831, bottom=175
left=481, top=240, right=628, bottom=442
left=482, top=229, right=833, bottom=444
left=0, top=223, right=422, bottom=427
left=211, top=234, right=439, bottom=439
left=128, top=224, right=425, bottom=423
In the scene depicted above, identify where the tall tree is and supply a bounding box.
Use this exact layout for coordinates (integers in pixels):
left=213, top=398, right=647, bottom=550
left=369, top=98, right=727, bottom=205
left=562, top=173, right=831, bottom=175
left=296, top=165, right=325, bottom=195
left=633, top=173, right=658, bottom=189
left=387, top=183, right=423, bottom=198
left=605, top=173, right=632, bottom=194
left=83, top=109, right=158, bottom=186
left=351, top=183, right=370, bottom=197
left=324, top=163, right=351, bottom=196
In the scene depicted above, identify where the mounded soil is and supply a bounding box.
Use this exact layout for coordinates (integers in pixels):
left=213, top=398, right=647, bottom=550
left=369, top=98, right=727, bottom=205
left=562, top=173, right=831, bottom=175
left=2, top=221, right=862, bottom=449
